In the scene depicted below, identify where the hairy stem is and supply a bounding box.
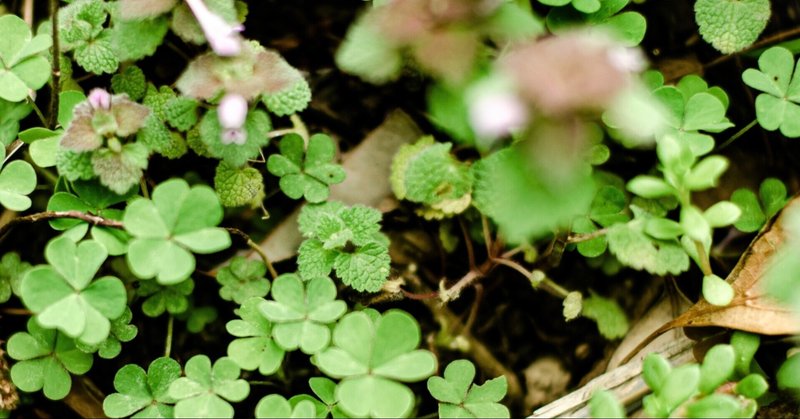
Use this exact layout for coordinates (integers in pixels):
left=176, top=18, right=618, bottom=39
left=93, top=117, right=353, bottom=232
left=224, top=227, right=279, bottom=279
left=566, top=227, right=610, bottom=244
left=0, top=210, right=124, bottom=238
left=49, top=0, right=61, bottom=129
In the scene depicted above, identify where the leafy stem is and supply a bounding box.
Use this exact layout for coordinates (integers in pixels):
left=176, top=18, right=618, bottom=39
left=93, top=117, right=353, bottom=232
left=223, top=227, right=278, bottom=279
left=0, top=210, right=124, bottom=238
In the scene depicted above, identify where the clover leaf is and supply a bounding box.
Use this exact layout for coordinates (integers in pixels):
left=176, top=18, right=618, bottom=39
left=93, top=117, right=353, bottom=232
left=653, top=82, right=733, bottom=157
left=297, top=202, right=391, bottom=292
left=743, top=47, right=800, bottom=137
left=216, top=256, right=270, bottom=304
left=136, top=278, right=194, bottom=317
left=572, top=184, right=630, bottom=257
left=7, top=319, right=93, bottom=400
left=181, top=305, right=218, bottom=334
left=0, top=15, right=52, bottom=102
left=695, top=0, right=770, bottom=55
left=315, top=310, right=437, bottom=418
left=303, top=377, right=349, bottom=418
left=255, top=394, right=317, bottom=419
left=19, top=237, right=127, bottom=345
left=124, top=178, right=231, bottom=285
left=267, top=133, right=346, bottom=203
left=0, top=147, right=37, bottom=211
left=226, top=297, right=285, bottom=375
left=260, top=274, right=347, bottom=354
left=427, top=359, right=510, bottom=419
left=47, top=179, right=135, bottom=255
left=0, top=98, right=32, bottom=145
left=103, top=357, right=181, bottom=418
left=169, top=355, right=250, bottom=419
left=76, top=307, right=138, bottom=359
left=0, top=252, right=30, bottom=303
left=545, top=0, right=647, bottom=47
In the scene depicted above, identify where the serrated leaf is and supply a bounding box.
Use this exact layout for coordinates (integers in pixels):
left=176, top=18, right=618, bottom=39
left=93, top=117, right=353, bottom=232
left=74, top=36, right=119, bottom=74
left=695, top=0, right=770, bottom=54
left=111, top=65, right=147, bottom=101
left=214, top=161, right=264, bottom=208
left=607, top=222, right=690, bottom=275
left=333, top=243, right=391, bottom=293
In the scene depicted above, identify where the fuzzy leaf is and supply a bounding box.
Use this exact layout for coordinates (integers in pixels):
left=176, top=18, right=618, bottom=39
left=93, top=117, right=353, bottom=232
left=581, top=293, right=629, bottom=339
left=110, top=13, right=169, bottom=61
left=606, top=222, right=690, bottom=275
left=262, top=79, right=312, bottom=117
left=695, top=0, right=770, bottom=54
left=198, top=109, right=271, bottom=167
left=214, top=161, right=264, bottom=208
left=333, top=243, right=391, bottom=293
left=111, top=66, right=147, bottom=101
left=92, top=142, right=149, bottom=194
left=74, top=36, right=119, bottom=74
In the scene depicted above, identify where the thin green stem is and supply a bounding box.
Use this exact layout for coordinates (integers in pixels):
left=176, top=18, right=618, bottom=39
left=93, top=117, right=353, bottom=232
left=139, top=178, right=150, bottom=199
left=717, top=119, right=758, bottom=150
left=694, top=239, right=713, bottom=276
left=290, top=114, right=309, bottom=145
left=492, top=257, right=571, bottom=299
left=164, top=315, right=174, bottom=358
left=29, top=100, right=48, bottom=127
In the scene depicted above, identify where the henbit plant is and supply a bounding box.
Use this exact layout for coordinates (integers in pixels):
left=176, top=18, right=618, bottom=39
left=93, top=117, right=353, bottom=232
left=591, top=332, right=768, bottom=418
left=695, top=0, right=771, bottom=55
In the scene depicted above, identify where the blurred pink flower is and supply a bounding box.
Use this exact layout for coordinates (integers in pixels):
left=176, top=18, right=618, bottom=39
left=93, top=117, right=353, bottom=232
left=469, top=91, right=528, bottom=139
left=218, top=93, right=248, bottom=145
left=88, top=88, right=111, bottom=110
left=185, top=0, right=243, bottom=57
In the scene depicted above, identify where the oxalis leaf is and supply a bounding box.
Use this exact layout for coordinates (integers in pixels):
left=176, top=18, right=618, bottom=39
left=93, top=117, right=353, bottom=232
left=260, top=274, right=347, bottom=354
left=545, top=0, right=647, bottom=47
left=124, top=178, right=231, bottom=285
left=169, top=355, right=250, bottom=419
left=0, top=15, right=52, bottom=102
left=19, top=237, right=127, bottom=345
left=695, top=0, right=770, bottom=54
left=76, top=307, right=138, bottom=359
left=0, top=252, right=31, bottom=303
left=742, top=47, right=800, bottom=137
left=7, top=318, right=93, bottom=400
left=315, top=309, right=437, bottom=418
left=0, top=155, right=37, bottom=211
left=267, top=133, right=345, bottom=203
left=103, top=357, right=181, bottom=418
left=136, top=278, right=194, bottom=317
left=226, top=297, right=285, bottom=375
left=427, top=359, right=510, bottom=418
left=216, top=256, right=270, bottom=304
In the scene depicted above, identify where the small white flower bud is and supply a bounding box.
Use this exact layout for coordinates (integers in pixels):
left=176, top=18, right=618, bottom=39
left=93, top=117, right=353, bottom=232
left=185, top=0, right=244, bottom=57
left=88, top=88, right=112, bottom=110
left=469, top=91, right=528, bottom=139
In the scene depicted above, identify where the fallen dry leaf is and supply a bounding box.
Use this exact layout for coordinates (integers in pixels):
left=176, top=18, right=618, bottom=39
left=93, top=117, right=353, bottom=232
left=620, top=195, right=800, bottom=364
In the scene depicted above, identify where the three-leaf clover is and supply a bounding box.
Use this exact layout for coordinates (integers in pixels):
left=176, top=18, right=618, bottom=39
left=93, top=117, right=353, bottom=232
left=0, top=146, right=37, bottom=211
left=297, top=202, right=391, bottom=292
left=169, top=355, right=250, bottom=419
left=0, top=252, right=30, bottom=303
left=314, top=310, right=437, bottom=418
left=730, top=178, right=788, bottom=232
left=47, top=179, right=135, bottom=255
left=255, top=394, right=317, bottom=419
left=742, top=47, right=800, bottom=137
left=0, top=15, right=52, bottom=102
left=136, top=278, right=194, bottom=317
left=267, top=133, right=346, bottom=203
left=76, top=307, right=138, bottom=359
left=124, top=178, right=231, bottom=284
left=7, top=319, right=93, bottom=400
left=260, top=274, right=347, bottom=354
left=226, top=297, right=285, bottom=375
left=427, top=359, right=510, bottom=419
left=103, top=357, right=181, bottom=418
left=19, top=237, right=127, bottom=345
left=217, top=256, right=270, bottom=304
left=545, top=0, right=647, bottom=47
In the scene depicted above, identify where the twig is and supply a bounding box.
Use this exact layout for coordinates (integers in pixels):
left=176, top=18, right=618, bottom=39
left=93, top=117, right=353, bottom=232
left=0, top=210, right=124, bottom=238
left=462, top=284, right=483, bottom=335
left=704, top=26, right=800, bottom=70
left=49, top=0, right=61, bottom=129
left=224, top=227, right=279, bottom=279
left=458, top=217, right=477, bottom=271
left=481, top=215, right=493, bottom=257
left=439, top=269, right=484, bottom=302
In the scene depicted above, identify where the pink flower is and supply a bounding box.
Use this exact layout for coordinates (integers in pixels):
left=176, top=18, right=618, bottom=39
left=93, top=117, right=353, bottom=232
left=469, top=91, right=528, bottom=139
left=218, top=93, right=248, bottom=145
left=88, top=88, right=111, bottom=110
left=185, top=0, right=244, bottom=57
